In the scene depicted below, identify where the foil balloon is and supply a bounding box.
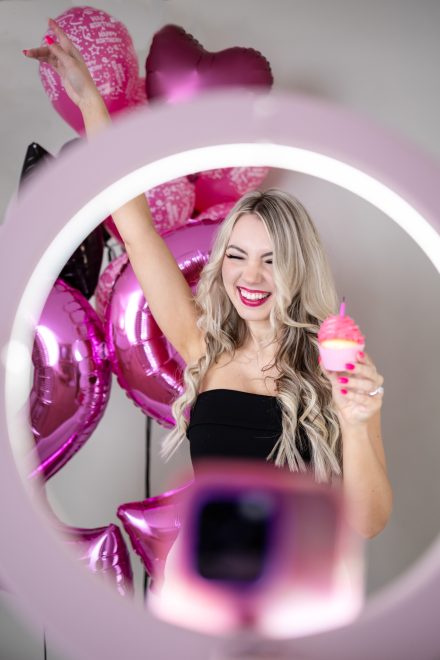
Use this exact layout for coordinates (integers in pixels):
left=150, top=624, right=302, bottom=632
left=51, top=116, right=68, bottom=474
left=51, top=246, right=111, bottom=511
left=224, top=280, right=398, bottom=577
left=104, top=176, right=196, bottom=242
left=117, top=481, right=193, bottom=590
left=195, top=201, right=235, bottom=223
left=145, top=24, right=273, bottom=103
left=106, top=220, right=219, bottom=426
left=58, top=225, right=105, bottom=300
left=62, top=522, right=133, bottom=597
left=193, top=166, right=270, bottom=212
left=39, top=7, right=140, bottom=133
left=19, top=142, right=53, bottom=185
left=94, top=252, right=129, bottom=322
left=29, top=279, right=112, bottom=481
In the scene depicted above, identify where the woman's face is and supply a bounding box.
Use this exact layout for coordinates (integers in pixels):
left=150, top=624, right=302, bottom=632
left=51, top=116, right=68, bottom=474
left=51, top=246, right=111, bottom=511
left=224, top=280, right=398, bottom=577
left=221, top=213, right=275, bottom=323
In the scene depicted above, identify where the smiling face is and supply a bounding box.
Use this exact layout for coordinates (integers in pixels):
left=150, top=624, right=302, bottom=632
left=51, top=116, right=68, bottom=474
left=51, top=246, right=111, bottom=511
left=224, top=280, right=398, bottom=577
left=221, top=213, right=275, bottom=325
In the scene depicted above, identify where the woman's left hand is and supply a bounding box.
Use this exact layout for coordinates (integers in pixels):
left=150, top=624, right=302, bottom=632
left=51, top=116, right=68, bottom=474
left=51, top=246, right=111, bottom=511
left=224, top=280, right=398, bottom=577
left=322, top=351, right=384, bottom=427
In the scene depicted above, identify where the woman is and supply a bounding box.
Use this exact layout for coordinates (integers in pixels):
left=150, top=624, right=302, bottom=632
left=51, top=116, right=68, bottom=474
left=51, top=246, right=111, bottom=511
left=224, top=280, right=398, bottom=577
left=24, top=19, right=392, bottom=538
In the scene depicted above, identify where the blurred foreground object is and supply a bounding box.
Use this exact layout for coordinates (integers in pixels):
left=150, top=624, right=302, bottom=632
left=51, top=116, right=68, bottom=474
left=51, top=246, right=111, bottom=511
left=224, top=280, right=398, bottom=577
left=149, top=460, right=364, bottom=638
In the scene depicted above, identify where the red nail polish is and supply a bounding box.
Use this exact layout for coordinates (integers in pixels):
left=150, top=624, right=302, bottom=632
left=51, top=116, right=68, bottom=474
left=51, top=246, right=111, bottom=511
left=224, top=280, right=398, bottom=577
left=45, top=35, right=54, bottom=45
left=358, top=351, right=365, bottom=358
left=338, top=376, right=349, bottom=384
left=340, top=389, right=348, bottom=395
left=22, top=49, right=28, bottom=55
left=345, top=363, right=355, bottom=370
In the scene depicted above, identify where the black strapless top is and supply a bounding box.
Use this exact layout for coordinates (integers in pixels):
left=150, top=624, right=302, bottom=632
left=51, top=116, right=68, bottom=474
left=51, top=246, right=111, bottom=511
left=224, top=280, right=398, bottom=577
left=187, top=389, right=311, bottom=465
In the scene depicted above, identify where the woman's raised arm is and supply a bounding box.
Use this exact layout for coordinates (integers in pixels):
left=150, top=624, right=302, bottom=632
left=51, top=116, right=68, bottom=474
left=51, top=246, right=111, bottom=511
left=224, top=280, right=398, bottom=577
left=24, top=19, right=205, bottom=364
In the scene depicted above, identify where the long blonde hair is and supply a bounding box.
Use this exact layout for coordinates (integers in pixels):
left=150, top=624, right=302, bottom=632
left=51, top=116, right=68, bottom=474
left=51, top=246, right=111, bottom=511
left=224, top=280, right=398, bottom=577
left=162, top=189, right=342, bottom=482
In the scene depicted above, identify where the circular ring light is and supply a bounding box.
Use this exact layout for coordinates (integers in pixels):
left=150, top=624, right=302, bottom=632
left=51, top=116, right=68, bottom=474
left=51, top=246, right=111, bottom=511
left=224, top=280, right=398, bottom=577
left=1, top=90, right=440, bottom=659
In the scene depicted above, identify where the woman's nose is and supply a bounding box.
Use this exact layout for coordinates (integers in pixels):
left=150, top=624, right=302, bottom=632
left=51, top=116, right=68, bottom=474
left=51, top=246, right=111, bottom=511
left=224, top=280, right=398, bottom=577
left=242, top=260, right=262, bottom=283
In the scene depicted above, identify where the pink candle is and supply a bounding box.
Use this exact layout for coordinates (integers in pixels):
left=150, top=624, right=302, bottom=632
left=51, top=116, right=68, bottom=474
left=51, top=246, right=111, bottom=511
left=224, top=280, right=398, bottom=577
left=339, top=297, right=346, bottom=317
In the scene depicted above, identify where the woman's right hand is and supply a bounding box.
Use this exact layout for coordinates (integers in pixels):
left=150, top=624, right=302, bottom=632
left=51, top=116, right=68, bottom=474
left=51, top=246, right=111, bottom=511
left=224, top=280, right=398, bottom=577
left=24, top=18, right=100, bottom=110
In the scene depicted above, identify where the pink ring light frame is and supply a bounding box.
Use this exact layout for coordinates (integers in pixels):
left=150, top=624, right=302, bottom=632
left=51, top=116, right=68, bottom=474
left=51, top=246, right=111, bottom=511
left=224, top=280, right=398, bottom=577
left=1, top=90, right=440, bottom=659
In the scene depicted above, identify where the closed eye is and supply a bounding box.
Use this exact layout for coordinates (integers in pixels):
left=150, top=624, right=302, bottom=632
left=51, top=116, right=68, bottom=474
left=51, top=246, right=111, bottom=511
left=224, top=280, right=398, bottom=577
left=226, top=254, right=273, bottom=264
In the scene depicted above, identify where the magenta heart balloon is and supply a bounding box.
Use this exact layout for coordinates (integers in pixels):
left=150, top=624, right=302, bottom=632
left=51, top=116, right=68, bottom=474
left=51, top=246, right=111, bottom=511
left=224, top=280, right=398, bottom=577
left=145, top=24, right=273, bottom=103
left=61, top=522, right=133, bottom=597
left=117, top=481, right=193, bottom=590
left=104, top=176, right=196, bottom=242
left=39, top=7, right=140, bottom=133
left=105, top=220, right=220, bottom=426
left=29, top=279, right=112, bottom=481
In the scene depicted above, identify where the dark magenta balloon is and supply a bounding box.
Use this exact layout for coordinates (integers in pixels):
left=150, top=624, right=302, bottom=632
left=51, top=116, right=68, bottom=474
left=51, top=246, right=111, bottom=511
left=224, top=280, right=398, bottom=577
left=117, top=481, right=193, bottom=590
left=62, top=523, right=133, bottom=597
left=105, top=220, right=219, bottom=426
left=29, top=279, right=112, bottom=481
left=145, top=24, right=273, bottom=103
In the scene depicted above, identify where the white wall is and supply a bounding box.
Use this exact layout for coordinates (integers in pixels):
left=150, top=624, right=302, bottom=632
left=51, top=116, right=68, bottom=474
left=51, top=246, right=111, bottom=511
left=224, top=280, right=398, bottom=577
left=1, top=1, right=439, bottom=658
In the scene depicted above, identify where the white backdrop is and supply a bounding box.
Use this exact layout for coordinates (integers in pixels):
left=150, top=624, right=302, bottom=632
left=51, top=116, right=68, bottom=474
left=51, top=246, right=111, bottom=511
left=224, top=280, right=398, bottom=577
left=1, top=1, right=439, bottom=658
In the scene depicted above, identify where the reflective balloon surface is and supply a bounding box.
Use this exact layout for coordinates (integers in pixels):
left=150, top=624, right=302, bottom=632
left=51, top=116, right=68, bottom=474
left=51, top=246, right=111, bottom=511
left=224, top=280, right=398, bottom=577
left=146, top=24, right=273, bottom=103
left=106, top=220, right=219, bottom=426
left=62, top=523, right=133, bottom=597
left=29, top=279, right=112, bottom=480
left=118, top=481, right=193, bottom=590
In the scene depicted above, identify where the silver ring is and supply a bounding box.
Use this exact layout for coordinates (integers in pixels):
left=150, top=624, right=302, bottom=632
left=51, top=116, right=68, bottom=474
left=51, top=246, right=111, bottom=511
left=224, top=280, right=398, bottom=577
left=368, top=386, right=384, bottom=397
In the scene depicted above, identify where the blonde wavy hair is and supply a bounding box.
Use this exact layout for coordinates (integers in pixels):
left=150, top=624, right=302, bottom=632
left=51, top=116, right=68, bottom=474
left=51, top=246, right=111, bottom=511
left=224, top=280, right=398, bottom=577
left=162, top=188, right=342, bottom=483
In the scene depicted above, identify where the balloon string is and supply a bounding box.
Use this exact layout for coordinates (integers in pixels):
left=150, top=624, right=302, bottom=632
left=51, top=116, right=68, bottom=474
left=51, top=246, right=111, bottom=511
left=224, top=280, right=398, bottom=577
left=143, top=416, right=152, bottom=600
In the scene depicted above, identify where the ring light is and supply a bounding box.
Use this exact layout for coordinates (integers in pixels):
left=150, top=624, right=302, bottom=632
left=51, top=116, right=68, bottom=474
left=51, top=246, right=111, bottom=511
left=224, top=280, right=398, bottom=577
left=1, top=90, right=440, bottom=659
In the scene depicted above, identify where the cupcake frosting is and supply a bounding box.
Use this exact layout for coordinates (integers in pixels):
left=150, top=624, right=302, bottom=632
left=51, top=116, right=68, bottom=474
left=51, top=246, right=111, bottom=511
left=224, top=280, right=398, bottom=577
left=318, top=314, right=365, bottom=345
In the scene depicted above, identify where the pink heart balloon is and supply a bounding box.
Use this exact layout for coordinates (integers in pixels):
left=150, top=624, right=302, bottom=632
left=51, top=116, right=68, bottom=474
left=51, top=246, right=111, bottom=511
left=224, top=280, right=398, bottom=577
left=39, top=7, right=141, bottom=133
left=29, top=279, right=112, bottom=481
left=145, top=24, right=273, bottom=103
left=104, top=176, right=196, bottom=242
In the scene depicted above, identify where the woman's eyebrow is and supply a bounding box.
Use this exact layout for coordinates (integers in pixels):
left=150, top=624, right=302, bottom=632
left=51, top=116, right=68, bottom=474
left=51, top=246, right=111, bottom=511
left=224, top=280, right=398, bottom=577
left=226, top=244, right=273, bottom=257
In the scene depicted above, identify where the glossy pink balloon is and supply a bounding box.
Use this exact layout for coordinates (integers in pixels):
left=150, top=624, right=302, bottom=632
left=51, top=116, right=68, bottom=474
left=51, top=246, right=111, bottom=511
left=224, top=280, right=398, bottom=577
left=94, top=252, right=129, bottom=322
left=117, top=481, right=193, bottom=590
left=39, top=7, right=140, bottom=133
left=104, top=176, right=196, bottom=242
left=194, top=166, right=270, bottom=212
left=62, top=523, right=133, bottom=597
left=105, top=220, right=219, bottom=426
left=29, top=279, right=112, bottom=481
left=146, top=24, right=273, bottom=104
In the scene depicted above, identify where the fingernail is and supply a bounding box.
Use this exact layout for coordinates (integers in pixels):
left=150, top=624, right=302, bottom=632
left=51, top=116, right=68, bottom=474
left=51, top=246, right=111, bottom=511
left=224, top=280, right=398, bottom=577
left=340, top=389, right=348, bottom=395
left=338, top=376, right=349, bottom=384
left=358, top=351, right=365, bottom=358
left=345, top=363, right=355, bottom=370
left=22, top=49, right=28, bottom=55
left=45, top=35, right=54, bottom=45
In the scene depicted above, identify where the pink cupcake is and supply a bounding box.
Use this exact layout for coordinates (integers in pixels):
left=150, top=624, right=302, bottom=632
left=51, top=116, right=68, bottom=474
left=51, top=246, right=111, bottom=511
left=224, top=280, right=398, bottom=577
left=318, top=300, right=365, bottom=371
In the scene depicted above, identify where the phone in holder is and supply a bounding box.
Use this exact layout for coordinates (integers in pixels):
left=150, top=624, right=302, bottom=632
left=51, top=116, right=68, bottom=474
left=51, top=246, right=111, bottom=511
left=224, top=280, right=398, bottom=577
left=147, top=460, right=364, bottom=638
